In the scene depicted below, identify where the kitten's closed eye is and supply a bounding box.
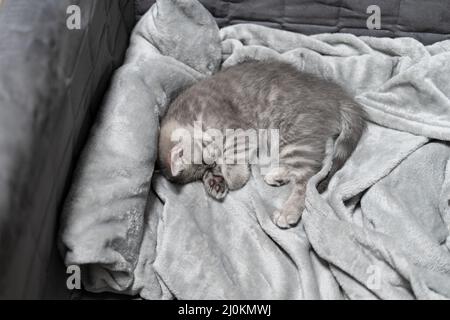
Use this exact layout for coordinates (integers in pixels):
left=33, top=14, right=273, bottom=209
left=170, top=145, right=185, bottom=176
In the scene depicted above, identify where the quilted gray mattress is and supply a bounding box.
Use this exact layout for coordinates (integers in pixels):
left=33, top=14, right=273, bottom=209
left=137, top=0, right=450, bottom=45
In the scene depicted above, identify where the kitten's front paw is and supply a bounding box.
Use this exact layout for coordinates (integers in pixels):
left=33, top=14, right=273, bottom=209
left=203, top=171, right=229, bottom=200
left=264, top=167, right=290, bottom=186
left=272, top=206, right=303, bottom=229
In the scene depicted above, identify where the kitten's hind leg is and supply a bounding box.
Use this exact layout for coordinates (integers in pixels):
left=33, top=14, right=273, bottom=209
left=203, top=168, right=229, bottom=200
left=272, top=168, right=315, bottom=228
left=264, top=166, right=291, bottom=186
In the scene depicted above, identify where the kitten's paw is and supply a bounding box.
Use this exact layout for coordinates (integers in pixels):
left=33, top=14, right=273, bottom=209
left=264, top=167, right=290, bottom=186
left=272, top=207, right=302, bottom=229
left=222, top=164, right=251, bottom=190
left=203, top=171, right=229, bottom=200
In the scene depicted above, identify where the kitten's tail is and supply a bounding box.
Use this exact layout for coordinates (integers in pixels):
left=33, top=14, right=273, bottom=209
left=318, top=101, right=367, bottom=192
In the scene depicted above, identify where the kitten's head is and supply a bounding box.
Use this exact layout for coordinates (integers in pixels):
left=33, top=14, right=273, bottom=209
left=158, top=119, right=211, bottom=184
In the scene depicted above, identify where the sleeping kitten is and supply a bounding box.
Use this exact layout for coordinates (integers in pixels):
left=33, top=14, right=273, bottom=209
left=157, top=61, right=366, bottom=228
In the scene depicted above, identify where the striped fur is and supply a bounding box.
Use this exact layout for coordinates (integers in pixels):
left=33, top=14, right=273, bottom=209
left=158, top=61, right=366, bottom=228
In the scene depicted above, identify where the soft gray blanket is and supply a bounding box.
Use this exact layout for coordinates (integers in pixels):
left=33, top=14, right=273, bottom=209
left=59, top=0, right=450, bottom=299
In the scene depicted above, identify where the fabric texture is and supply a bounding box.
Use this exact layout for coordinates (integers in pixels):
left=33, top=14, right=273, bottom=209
left=0, top=0, right=135, bottom=299
left=136, top=0, right=450, bottom=45
left=60, top=0, right=450, bottom=299
left=60, top=0, right=221, bottom=299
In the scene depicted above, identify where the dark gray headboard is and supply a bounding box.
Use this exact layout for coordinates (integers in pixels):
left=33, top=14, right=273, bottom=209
left=136, top=0, right=450, bottom=45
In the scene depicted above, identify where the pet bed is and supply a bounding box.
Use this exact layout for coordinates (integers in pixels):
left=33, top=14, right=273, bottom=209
left=59, top=0, right=450, bottom=299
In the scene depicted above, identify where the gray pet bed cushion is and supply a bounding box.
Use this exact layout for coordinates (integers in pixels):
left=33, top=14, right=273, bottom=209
left=60, top=0, right=450, bottom=299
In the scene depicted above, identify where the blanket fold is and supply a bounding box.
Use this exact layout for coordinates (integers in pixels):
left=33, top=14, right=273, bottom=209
left=59, top=0, right=450, bottom=299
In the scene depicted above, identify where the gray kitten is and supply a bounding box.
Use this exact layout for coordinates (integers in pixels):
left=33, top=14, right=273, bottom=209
left=158, top=61, right=366, bottom=228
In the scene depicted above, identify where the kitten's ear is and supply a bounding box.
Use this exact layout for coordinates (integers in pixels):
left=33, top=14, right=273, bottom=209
left=170, top=145, right=184, bottom=176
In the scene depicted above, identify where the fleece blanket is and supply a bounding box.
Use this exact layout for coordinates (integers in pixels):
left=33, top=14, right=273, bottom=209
left=59, top=0, right=450, bottom=299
